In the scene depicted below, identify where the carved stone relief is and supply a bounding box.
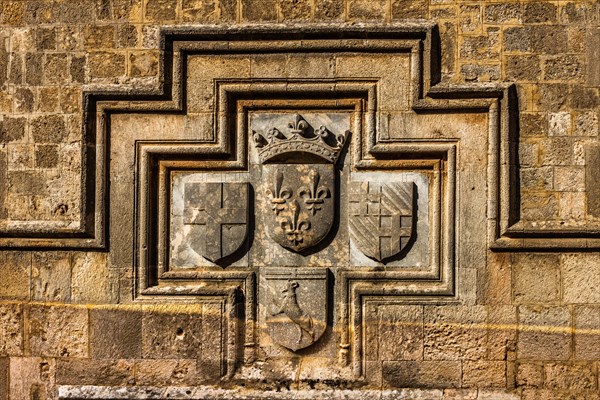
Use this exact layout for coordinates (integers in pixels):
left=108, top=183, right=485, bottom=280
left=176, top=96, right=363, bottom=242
left=265, top=269, right=328, bottom=352
left=348, top=181, right=415, bottom=262
left=253, top=114, right=344, bottom=253
left=261, top=165, right=334, bottom=252
left=165, top=109, right=447, bottom=375
left=125, top=28, right=479, bottom=385
left=183, top=182, right=248, bottom=263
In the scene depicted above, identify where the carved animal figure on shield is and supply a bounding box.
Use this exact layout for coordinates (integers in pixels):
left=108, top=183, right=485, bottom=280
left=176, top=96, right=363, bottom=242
left=271, top=281, right=315, bottom=345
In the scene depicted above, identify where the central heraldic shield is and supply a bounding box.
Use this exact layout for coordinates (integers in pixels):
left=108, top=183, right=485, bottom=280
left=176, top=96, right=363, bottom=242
left=262, top=165, right=334, bottom=252
left=254, top=114, right=346, bottom=253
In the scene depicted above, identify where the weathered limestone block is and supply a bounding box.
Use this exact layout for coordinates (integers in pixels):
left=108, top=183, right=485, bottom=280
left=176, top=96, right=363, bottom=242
left=241, top=0, right=277, bottom=21
left=71, top=252, right=117, bottom=304
left=347, top=0, right=388, bottom=20
left=561, top=254, right=600, bottom=304
left=486, top=305, right=517, bottom=362
left=141, top=304, right=204, bottom=359
left=90, top=306, right=142, bottom=359
left=511, top=254, right=560, bottom=304
left=0, top=303, right=22, bottom=356
left=9, top=357, right=55, bottom=400
left=31, top=252, right=71, bottom=302
left=134, top=359, right=198, bottom=386
left=517, top=306, right=571, bottom=361
left=145, top=0, right=177, bottom=21
left=0, top=252, right=30, bottom=300
left=28, top=305, right=88, bottom=357
left=128, top=50, right=159, bottom=77
left=382, top=360, right=461, bottom=389
left=516, top=363, right=543, bottom=388
left=0, top=358, right=7, bottom=400
left=378, top=305, right=423, bottom=361
left=88, top=51, right=126, bottom=79
left=543, top=363, right=596, bottom=391
left=424, top=306, right=487, bottom=361
left=462, top=361, right=506, bottom=388
left=56, top=359, right=134, bottom=386
left=574, top=305, right=600, bottom=361
left=279, top=0, right=312, bottom=21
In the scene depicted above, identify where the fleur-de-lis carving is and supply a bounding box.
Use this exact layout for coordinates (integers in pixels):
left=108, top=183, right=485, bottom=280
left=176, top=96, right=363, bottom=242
left=288, top=114, right=308, bottom=136
left=266, top=171, right=292, bottom=214
left=280, top=200, right=311, bottom=245
left=299, top=170, right=331, bottom=215
left=267, top=127, right=283, bottom=143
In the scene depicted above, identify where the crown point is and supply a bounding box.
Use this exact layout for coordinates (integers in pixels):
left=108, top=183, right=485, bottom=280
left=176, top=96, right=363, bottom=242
left=253, top=114, right=347, bottom=164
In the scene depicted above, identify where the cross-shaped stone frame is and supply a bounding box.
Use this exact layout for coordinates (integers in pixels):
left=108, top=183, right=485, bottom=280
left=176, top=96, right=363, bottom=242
left=2, top=25, right=522, bottom=379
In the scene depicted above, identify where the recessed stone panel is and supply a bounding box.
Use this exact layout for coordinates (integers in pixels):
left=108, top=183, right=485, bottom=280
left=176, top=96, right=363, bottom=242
left=131, top=33, right=461, bottom=382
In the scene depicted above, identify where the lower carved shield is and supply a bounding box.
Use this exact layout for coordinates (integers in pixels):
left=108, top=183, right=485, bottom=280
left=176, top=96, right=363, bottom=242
left=348, top=181, right=415, bottom=262
left=182, top=182, right=248, bottom=263
left=261, top=164, right=334, bottom=252
left=265, top=269, right=328, bottom=352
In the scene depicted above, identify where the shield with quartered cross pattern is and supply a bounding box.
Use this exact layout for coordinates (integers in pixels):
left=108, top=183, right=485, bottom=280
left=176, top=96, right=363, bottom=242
left=348, top=181, right=415, bottom=262
left=183, top=182, right=249, bottom=263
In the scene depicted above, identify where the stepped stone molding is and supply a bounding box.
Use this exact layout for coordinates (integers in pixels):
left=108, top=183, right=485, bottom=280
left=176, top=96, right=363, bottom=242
left=3, top=23, right=593, bottom=249
left=127, top=24, right=465, bottom=379
left=2, top=24, right=593, bottom=249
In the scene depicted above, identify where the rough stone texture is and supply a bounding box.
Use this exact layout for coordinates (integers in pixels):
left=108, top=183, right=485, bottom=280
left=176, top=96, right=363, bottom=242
left=511, top=254, right=560, bottom=304
left=0, top=252, right=30, bottom=300
left=462, top=361, right=506, bottom=388
left=30, top=114, right=67, bottom=143
left=71, top=252, right=116, bottom=304
left=517, top=306, right=571, bottom=361
left=55, top=359, right=134, bottom=386
left=0, top=303, right=22, bottom=356
left=383, top=361, right=461, bottom=389
left=9, top=357, right=56, bottom=400
left=424, top=306, right=487, bottom=361
left=585, top=144, right=600, bottom=217
left=134, top=359, right=198, bottom=386
left=516, top=363, right=543, bottom=388
left=90, top=307, right=142, bottom=359
left=141, top=304, right=204, bottom=359
left=242, top=0, right=278, bottom=21
left=28, top=305, right=88, bottom=357
left=379, top=305, right=423, bottom=361
left=574, top=305, right=600, bottom=361
left=88, top=51, right=126, bottom=79
left=561, top=254, right=600, bottom=304
left=0, top=358, right=7, bottom=400
left=31, top=252, right=71, bottom=302
left=544, top=363, right=596, bottom=391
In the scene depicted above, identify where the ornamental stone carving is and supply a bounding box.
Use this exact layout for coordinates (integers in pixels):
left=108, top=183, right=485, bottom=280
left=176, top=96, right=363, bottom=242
left=349, top=181, right=415, bottom=262
left=265, top=269, right=328, bottom=351
left=254, top=114, right=346, bottom=253
left=183, top=182, right=249, bottom=263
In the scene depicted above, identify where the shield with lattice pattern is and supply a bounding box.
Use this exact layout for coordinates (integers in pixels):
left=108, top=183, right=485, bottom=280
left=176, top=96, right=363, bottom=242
left=348, top=181, right=415, bottom=262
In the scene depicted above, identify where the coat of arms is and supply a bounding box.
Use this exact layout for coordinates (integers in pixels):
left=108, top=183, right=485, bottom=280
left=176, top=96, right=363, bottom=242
left=254, top=114, right=346, bottom=253
left=265, top=269, right=328, bottom=352
left=348, top=181, right=415, bottom=262
left=182, top=182, right=249, bottom=263
left=252, top=114, right=346, bottom=351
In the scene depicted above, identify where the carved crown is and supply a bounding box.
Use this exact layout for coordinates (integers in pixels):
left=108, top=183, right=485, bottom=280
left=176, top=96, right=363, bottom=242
left=252, top=114, right=347, bottom=164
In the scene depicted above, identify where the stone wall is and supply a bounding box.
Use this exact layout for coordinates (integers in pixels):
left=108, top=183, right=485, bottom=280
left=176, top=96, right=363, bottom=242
left=0, top=1, right=599, bottom=399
